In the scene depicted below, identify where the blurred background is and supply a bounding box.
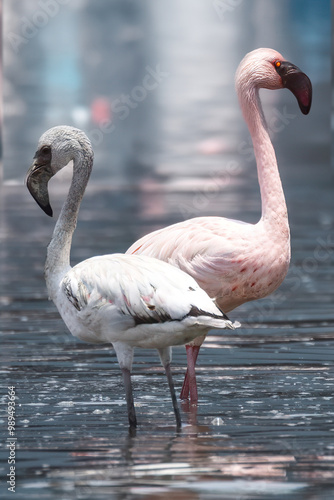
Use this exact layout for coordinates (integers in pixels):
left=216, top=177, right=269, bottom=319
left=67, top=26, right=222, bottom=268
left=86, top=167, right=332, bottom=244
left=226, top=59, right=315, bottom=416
left=2, top=0, right=331, bottom=185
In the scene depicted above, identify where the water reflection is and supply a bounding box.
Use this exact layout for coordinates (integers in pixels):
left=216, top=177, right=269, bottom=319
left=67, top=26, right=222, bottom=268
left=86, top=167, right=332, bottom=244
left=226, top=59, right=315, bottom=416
left=2, top=311, right=334, bottom=497
left=16, top=412, right=333, bottom=498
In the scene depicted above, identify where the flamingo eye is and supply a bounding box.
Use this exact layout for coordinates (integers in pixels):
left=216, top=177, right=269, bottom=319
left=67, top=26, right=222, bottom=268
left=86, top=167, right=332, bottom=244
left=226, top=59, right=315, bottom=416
left=274, top=60, right=281, bottom=68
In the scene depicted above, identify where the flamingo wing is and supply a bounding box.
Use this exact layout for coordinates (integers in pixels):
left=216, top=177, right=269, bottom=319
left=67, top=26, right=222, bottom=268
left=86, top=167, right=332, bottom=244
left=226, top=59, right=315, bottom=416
left=59, top=254, right=235, bottom=345
left=126, top=217, right=259, bottom=303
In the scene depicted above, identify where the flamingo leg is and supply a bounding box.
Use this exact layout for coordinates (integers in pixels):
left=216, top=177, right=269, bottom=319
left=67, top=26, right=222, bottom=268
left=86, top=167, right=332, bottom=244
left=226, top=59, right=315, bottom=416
left=121, top=367, right=137, bottom=429
left=164, top=363, right=182, bottom=430
left=114, top=342, right=137, bottom=429
left=180, top=345, right=201, bottom=401
left=157, top=347, right=182, bottom=430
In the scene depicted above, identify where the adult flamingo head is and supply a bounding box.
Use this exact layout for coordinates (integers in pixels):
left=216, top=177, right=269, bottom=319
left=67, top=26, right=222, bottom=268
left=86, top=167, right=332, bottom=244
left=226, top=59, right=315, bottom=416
left=235, top=48, right=312, bottom=115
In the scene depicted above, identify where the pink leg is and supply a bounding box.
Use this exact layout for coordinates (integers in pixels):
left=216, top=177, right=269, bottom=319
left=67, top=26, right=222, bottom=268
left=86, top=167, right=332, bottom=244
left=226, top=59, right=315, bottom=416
left=180, top=345, right=201, bottom=401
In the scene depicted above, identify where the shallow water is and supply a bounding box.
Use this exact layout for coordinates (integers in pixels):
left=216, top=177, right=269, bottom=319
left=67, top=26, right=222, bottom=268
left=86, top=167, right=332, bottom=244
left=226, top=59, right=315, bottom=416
left=1, top=1, right=334, bottom=499
left=1, top=178, right=334, bottom=499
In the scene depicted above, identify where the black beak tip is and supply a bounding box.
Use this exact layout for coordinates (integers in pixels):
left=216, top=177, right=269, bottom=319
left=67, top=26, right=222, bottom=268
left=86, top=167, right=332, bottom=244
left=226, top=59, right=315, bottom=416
left=299, top=101, right=311, bottom=116
left=32, top=194, right=53, bottom=217
left=38, top=201, right=53, bottom=217
left=44, top=204, right=53, bottom=217
left=305, top=91, right=312, bottom=114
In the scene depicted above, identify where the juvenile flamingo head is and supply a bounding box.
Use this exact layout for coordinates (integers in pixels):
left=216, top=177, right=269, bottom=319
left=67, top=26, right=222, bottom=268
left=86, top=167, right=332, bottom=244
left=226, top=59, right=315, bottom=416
left=26, top=126, right=93, bottom=217
left=235, top=48, right=312, bottom=115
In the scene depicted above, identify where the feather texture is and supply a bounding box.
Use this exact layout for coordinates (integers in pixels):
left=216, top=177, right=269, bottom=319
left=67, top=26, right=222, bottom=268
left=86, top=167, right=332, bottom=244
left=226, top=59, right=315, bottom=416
left=57, top=254, right=236, bottom=348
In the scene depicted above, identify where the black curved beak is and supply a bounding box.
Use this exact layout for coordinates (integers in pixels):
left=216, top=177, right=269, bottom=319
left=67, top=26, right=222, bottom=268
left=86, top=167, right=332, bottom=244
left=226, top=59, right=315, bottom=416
left=275, top=61, right=312, bottom=115
left=26, top=151, right=54, bottom=217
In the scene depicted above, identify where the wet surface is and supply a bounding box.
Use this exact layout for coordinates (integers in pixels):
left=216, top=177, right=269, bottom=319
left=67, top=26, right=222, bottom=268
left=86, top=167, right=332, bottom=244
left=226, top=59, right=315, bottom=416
left=1, top=176, right=334, bottom=499
left=1, top=1, right=334, bottom=499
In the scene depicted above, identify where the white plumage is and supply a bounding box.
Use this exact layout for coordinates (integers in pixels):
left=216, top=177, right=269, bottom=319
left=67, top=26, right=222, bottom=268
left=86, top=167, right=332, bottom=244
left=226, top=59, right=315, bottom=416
left=26, top=125, right=238, bottom=430
left=57, top=253, right=234, bottom=348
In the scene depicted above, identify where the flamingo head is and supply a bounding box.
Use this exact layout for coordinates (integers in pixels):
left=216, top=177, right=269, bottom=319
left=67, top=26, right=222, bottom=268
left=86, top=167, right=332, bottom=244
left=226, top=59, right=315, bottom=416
left=235, top=48, right=312, bottom=115
left=26, top=126, right=93, bottom=217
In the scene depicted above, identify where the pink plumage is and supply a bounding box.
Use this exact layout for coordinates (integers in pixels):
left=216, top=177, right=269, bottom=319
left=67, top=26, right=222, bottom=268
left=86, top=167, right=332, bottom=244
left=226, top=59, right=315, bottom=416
left=126, top=48, right=312, bottom=401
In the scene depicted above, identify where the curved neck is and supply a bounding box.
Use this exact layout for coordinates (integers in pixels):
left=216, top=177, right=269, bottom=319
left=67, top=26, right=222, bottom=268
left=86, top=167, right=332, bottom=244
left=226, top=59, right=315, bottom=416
left=45, top=152, right=92, bottom=286
left=239, top=87, right=288, bottom=230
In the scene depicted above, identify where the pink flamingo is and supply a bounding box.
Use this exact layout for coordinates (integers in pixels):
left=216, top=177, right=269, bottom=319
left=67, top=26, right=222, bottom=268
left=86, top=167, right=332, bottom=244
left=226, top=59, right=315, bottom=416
left=126, top=48, right=312, bottom=401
